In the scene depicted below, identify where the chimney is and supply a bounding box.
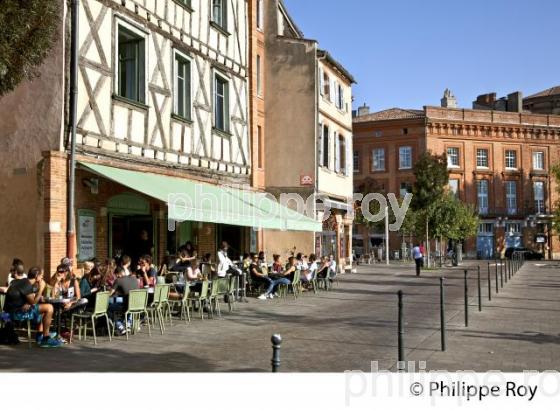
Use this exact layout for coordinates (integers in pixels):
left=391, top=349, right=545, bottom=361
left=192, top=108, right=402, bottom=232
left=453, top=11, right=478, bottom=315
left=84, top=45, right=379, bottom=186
left=441, top=88, right=457, bottom=108
left=357, top=103, right=370, bottom=117
left=507, top=92, right=523, bottom=113
left=473, top=93, right=497, bottom=110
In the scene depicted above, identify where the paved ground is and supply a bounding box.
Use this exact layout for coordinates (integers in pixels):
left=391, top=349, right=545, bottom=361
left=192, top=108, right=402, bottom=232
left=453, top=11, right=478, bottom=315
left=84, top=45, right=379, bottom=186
left=1, top=260, right=559, bottom=372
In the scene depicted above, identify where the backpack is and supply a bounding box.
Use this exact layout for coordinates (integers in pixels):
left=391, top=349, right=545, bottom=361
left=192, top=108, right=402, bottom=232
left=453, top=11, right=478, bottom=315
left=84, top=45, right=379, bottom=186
left=0, top=321, right=20, bottom=345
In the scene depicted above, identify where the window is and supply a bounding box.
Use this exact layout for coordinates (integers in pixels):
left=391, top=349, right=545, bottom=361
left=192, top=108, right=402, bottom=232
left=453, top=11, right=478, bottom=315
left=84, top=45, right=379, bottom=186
left=257, top=126, right=263, bottom=169
left=175, top=0, right=192, bottom=8
left=336, top=83, right=344, bottom=110
left=505, top=150, right=517, bottom=169
left=173, top=51, right=191, bottom=120
left=322, top=71, right=330, bottom=99
left=476, top=148, right=489, bottom=168
left=212, top=0, right=227, bottom=30
left=117, top=25, right=146, bottom=103
left=256, top=54, right=263, bottom=97
left=214, top=73, right=229, bottom=132
left=505, top=223, right=521, bottom=235
left=353, top=151, right=360, bottom=173
left=534, top=181, right=545, bottom=214
left=372, top=148, right=385, bottom=171
left=256, top=0, right=264, bottom=30
left=533, top=151, right=545, bottom=170
left=447, top=147, right=459, bottom=167
left=399, top=146, right=412, bottom=169
left=448, top=179, right=459, bottom=197
left=505, top=181, right=517, bottom=215
left=322, top=125, right=330, bottom=168
left=338, top=135, right=346, bottom=174
left=478, top=223, right=494, bottom=234
left=477, top=180, right=489, bottom=215
left=402, top=128, right=408, bottom=135
left=374, top=131, right=383, bottom=138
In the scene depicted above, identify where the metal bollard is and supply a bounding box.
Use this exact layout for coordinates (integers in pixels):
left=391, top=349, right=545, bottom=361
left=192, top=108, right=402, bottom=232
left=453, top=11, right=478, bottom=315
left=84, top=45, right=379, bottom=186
left=487, top=262, right=492, bottom=301
left=495, top=259, right=499, bottom=294
left=477, top=266, right=482, bottom=312
left=464, top=270, right=469, bottom=327
left=271, top=334, right=282, bottom=372
left=440, top=277, right=446, bottom=352
left=398, top=290, right=405, bottom=370
left=504, top=258, right=508, bottom=283
left=500, top=259, right=504, bottom=288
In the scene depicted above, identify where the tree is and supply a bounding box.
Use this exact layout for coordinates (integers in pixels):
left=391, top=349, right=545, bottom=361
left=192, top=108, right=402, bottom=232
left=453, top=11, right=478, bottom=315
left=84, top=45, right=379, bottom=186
left=0, top=0, right=59, bottom=96
left=411, top=152, right=449, bottom=266
left=550, top=164, right=560, bottom=234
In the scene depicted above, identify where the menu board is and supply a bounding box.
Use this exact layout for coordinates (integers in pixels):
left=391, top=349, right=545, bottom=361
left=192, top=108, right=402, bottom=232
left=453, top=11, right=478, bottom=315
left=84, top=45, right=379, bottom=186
left=78, top=210, right=96, bottom=261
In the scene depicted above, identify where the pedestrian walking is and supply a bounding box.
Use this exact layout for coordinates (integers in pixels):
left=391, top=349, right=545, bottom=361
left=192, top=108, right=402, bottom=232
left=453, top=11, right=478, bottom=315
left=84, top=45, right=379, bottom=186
left=412, top=244, right=423, bottom=276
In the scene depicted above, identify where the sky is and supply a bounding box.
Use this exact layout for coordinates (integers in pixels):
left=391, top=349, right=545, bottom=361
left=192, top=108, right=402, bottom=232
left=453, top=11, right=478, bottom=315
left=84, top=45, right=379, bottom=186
left=283, top=0, right=560, bottom=112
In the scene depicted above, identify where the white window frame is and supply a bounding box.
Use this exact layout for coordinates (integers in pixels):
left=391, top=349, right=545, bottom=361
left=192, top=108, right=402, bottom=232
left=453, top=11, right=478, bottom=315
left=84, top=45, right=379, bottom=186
left=256, top=54, right=263, bottom=97
left=476, top=148, right=489, bottom=168
left=372, top=148, right=385, bottom=172
left=353, top=150, right=360, bottom=173
left=505, top=222, right=521, bottom=235
left=534, top=181, right=545, bottom=214
left=321, top=124, right=330, bottom=168
left=172, top=49, right=193, bottom=121
left=399, top=146, right=412, bottom=170
left=505, top=180, right=517, bottom=215
left=213, top=70, right=230, bottom=133
left=533, top=151, right=545, bottom=170
left=114, top=18, right=149, bottom=104
left=256, top=0, right=264, bottom=30
left=212, top=0, right=227, bottom=30
left=448, top=179, right=459, bottom=197
left=505, top=150, right=517, bottom=170
left=447, top=147, right=459, bottom=168
left=477, top=180, right=489, bottom=215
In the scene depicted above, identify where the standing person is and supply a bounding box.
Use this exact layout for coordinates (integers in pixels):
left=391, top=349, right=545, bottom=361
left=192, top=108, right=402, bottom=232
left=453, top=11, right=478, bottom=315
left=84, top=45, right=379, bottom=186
left=412, top=244, right=423, bottom=276
left=134, top=229, right=153, bottom=265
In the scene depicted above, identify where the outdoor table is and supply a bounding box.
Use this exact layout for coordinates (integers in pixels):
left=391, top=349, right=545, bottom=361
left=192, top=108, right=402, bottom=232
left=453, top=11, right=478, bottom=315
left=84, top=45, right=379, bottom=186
left=45, top=298, right=69, bottom=337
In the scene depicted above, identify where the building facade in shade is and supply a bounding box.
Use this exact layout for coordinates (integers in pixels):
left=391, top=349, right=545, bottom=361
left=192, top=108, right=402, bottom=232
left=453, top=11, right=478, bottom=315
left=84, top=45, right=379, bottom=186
left=0, top=0, right=321, bottom=282
left=260, top=0, right=356, bottom=269
left=353, top=97, right=560, bottom=260
left=523, top=86, right=560, bottom=115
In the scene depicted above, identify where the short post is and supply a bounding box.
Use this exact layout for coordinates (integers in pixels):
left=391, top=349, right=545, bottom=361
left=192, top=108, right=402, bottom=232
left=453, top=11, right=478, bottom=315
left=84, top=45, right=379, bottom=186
left=487, top=262, right=492, bottom=301
left=440, top=278, right=446, bottom=351
left=495, top=259, right=499, bottom=294
left=464, top=270, right=469, bottom=327
left=398, top=290, right=405, bottom=370
left=271, top=334, right=282, bottom=373
left=504, top=258, right=508, bottom=283
left=500, top=259, right=504, bottom=288
left=477, top=266, right=482, bottom=312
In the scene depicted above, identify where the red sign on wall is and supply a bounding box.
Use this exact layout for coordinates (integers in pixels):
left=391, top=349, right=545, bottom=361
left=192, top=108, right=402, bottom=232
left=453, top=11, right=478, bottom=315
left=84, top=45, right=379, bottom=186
left=300, top=175, right=314, bottom=186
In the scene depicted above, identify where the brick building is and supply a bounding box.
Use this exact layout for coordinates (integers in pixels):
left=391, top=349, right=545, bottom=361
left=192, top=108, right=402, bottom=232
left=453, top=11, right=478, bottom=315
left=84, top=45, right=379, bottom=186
left=353, top=95, right=560, bottom=260
left=0, top=0, right=320, bottom=282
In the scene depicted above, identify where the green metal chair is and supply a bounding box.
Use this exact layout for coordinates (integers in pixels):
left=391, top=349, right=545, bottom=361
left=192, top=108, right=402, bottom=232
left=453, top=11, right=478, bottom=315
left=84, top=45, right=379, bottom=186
left=187, top=281, right=210, bottom=320
left=123, top=289, right=151, bottom=340
left=279, top=270, right=302, bottom=299
left=303, top=268, right=318, bottom=295
left=169, top=285, right=191, bottom=323
left=70, top=291, right=112, bottom=345
left=209, top=278, right=229, bottom=318
left=0, top=293, right=5, bottom=312
left=147, top=285, right=167, bottom=335
left=226, top=275, right=237, bottom=312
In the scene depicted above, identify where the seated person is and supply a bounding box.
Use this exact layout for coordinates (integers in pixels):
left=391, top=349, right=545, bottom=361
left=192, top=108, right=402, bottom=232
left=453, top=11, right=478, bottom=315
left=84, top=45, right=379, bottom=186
left=7, top=260, right=25, bottom=286
left=301, top=254, right=318, bottom=283
left=265, top=257, right=295, bottom=297
left=316, top=256, right=330, bottom=279
left=4, top=267, right=62, bottom=347
left=136, top=255, right=157, bottom=288
left=102, top=259, right=118, bottom=289
left=242, top=253, right=251, bottom=271
left=257, top=251, right=267, bottom=267
left=249, top=254, right=275, bottom=300
left=200, top=253, right=217, bottom=278
left=328, top=255, right=337, bottom=280
left=295, top=253, right=309, bottom=271
left=171, top=250, right=192, bottom=274
left=77, top=262, right=98, bottom=305
left=120, top=255, right=132, bottom=277
left=169, top=261, right=202, bottom=300
left=271, top=254, right=283, bottom=274
left=110, top=267, right=140, bottom=335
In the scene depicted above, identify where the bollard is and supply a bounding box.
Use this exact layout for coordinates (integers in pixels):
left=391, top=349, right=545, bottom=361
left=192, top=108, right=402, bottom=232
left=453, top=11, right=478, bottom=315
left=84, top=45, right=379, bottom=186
left=500, top=259, right=504, bottom=288
left=464, top=270, right=469, bottom=327
left=440, top=278, right=446, bottom=352
left=397, top=290, right=405, bottom=370
left=487, top=262, right=492, bottom=301
left=495, top=259, right=499, bottom=294
left=504, top=258, right=508, bottom=283
left=271, top=334, right=282, bottom=373
left=477, top=266, right=482, bottom=312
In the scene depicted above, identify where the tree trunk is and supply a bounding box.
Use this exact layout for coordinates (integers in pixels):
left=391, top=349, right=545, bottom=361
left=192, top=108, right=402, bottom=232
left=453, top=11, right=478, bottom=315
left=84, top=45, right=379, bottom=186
left=425, top=216, right=430, bottom=268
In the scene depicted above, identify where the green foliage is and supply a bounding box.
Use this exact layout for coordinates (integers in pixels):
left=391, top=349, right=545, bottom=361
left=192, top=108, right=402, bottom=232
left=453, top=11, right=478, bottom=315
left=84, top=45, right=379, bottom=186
left=429, top=193, right=479, bottom=242
left=411, top=151, right=449, bottom=210
left=551, top=164, right=560, bottom=234
left=0, top=0, right=59, bottom=96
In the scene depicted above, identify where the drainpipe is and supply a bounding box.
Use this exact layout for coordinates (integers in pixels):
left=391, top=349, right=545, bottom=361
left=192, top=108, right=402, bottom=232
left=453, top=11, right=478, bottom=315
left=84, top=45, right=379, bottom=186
left=67, top=0, right=79, bottom=260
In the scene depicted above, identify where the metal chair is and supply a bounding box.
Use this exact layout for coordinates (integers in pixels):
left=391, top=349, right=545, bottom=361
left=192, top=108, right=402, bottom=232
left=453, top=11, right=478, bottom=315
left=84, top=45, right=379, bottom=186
left=122, top=289, right=151, bottom=340
left=169, top=285, right=191, bottom=323
left=70, top=291, right=112, bottom=345
left=187, top=281, right=210, bottom=320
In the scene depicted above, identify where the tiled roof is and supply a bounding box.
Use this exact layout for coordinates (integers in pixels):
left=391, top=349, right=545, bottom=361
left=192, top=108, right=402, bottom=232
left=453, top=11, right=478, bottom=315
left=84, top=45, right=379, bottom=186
left=353, top=108, right=425, bottom=123
left=525, top=86, right=560, bottom=100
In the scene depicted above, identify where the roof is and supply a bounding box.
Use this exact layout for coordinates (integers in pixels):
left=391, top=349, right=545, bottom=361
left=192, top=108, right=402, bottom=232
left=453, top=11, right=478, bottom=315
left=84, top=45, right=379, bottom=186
left=317, top=49, right=356, bottom=84
left=353, top=108, right=425, bottom=123
left=278, top=0, right=305, bottom=38
left=525, top=86, right=560, bottom=100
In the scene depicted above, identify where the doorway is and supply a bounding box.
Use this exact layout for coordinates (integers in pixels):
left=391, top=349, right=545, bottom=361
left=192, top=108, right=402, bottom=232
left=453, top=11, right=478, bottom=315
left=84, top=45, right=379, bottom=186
left=217, top=224, right=246, bottom=261
left=110, top=215, right=154, bottom=264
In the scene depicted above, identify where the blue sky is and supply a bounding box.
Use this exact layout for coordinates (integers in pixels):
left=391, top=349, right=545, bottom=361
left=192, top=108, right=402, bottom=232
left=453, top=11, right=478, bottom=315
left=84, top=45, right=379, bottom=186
left=283, top=0, right=560, bottom=112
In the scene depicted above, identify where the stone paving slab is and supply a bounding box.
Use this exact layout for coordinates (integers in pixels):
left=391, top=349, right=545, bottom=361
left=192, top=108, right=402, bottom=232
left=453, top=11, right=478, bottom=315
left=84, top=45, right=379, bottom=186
left=0, top=261, right=558, bottom=372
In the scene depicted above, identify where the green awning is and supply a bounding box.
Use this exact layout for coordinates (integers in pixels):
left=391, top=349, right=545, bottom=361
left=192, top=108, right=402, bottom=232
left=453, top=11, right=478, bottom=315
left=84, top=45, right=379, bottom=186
left=78, top=162, right=321, bottom=232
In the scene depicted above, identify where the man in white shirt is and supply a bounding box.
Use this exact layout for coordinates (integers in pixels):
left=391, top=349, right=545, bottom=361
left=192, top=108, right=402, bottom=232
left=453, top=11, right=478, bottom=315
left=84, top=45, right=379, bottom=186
left=217, top=241, right=241, bottom=278
left=412, top=244, right=423, bottom=276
